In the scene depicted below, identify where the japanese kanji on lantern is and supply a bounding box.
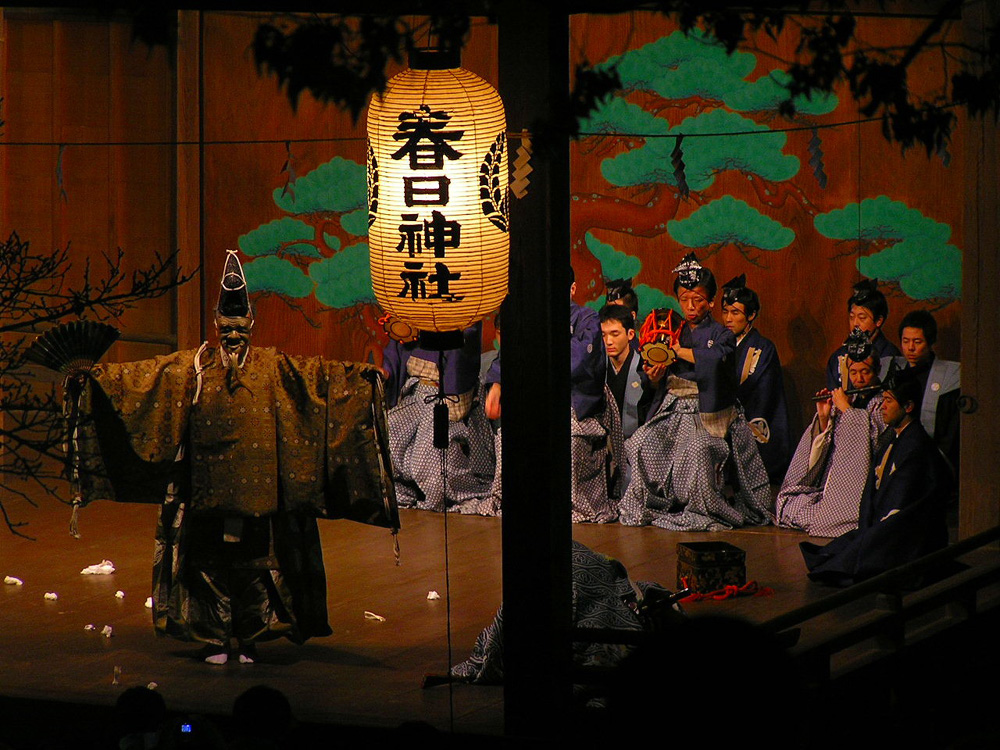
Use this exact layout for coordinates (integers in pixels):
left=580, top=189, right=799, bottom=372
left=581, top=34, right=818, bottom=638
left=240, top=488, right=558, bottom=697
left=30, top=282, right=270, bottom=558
left=367, top=50, right=508, bottom=341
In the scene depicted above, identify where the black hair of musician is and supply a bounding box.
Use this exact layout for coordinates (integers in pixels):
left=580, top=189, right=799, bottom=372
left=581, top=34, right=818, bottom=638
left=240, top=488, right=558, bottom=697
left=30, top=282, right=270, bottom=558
left=599, top=303, right=636, bottom=331
left=605, top=278, right=640, bottom=317
left=850, top=352, right=879, bottom=373
left=882, top=366, right=924, bottom=411
left=898, top=309, right=938, bottom=346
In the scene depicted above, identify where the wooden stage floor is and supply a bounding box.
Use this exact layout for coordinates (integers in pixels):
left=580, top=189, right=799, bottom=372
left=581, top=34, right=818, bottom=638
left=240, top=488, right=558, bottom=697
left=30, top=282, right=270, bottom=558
left=0, top=498, right=861, bottom=738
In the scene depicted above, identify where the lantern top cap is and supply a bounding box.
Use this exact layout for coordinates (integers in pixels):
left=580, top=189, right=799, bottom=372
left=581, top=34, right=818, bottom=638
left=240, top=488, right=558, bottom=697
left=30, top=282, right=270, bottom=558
left=409, top=48, right=461, bottom=71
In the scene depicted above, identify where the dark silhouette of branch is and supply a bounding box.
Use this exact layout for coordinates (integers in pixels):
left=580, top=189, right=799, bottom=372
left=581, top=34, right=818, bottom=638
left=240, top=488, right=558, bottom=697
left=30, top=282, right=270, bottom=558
left=251, top=11, right=470, bottom=121
left=0, top=235, right=197, bottom=334
left=235, top=2, right=1000, bottom=155
left=0, top=231, right=196, bottom=535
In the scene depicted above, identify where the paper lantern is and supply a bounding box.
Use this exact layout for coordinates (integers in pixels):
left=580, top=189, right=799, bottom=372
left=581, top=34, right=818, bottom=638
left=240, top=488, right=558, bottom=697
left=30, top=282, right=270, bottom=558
left=367, top=50, right=508, bottom=340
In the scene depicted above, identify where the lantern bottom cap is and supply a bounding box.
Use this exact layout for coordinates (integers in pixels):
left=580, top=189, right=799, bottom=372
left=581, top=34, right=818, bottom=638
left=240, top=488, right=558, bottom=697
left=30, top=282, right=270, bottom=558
left=418, top=330, right=466, bottom=351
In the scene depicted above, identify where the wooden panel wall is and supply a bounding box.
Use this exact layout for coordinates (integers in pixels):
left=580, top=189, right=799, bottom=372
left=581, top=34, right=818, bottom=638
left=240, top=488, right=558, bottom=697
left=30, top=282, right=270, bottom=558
left=175, top=10, right=203, bottom=351
left=960, top=2, right=1000, bottom=538
left=0, top=9, right=176, bottom=366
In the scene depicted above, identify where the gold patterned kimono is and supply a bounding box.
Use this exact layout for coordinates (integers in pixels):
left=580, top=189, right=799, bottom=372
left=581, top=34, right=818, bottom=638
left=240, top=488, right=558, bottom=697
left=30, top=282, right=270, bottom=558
left=79, top=345, right=398, bottom=646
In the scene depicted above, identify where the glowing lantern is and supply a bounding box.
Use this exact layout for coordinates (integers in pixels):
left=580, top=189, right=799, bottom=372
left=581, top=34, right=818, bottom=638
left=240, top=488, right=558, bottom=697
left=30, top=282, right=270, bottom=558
left=367, top=50, right=508, bottom=343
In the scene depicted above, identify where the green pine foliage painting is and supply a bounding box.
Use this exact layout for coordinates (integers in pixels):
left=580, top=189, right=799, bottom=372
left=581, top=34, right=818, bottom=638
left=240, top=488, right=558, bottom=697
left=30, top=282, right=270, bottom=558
left=239, top=156, right=375, bottom=310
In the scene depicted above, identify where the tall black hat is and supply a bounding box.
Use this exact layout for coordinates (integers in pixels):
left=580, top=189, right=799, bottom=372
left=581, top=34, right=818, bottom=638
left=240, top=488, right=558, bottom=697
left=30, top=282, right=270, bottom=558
left=847, top=278, right=889, bottom=322
left=721, top=274, right=760, bottom=316
left=844, top=326, right=873, bottom=363
left=672, top=253, right=706, bottom=289
left=605, top=277, right=634, bottom=303
left=217, top=249, right=252, bottom=319
left=850, top=278, right=880, bottom=307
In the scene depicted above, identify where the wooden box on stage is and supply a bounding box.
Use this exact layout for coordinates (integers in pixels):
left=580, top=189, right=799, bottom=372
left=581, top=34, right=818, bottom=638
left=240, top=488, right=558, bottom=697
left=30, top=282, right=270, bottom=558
left=676, top=541, right=746, bottom=593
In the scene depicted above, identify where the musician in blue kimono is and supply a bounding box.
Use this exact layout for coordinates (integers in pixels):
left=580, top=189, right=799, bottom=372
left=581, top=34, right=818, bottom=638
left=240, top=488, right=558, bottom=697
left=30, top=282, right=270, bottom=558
left=720, top=275, right=791, bottom=483
left=880, top=309, right=960, bottom=476
left=826, top=279, right=901, bottom=390
left=801, top=367, right=952, bottom=586
left=382, top=323, right=496, bottom=512
left=619, top=254, right=771, bottom=530
left=600, top=303, right=645, bottom=440
left=485, top=273, right=621, bottom=523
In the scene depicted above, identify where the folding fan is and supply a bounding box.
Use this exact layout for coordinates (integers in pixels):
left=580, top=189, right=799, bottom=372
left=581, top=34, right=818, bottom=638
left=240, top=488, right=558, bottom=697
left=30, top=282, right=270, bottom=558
left=23, top=320, right=120, bottom=374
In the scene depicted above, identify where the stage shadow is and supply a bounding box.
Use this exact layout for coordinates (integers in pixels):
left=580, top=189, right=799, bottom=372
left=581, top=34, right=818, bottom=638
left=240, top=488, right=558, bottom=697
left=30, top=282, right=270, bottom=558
left=169, top=642, right=389, bottom=668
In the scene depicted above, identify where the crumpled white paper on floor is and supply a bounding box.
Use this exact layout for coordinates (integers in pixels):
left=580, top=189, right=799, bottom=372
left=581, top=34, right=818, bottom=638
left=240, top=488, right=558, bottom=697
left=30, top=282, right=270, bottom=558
left=80, top=560, right=116, bottom=575
left=4, top=576, right=23, bottom=586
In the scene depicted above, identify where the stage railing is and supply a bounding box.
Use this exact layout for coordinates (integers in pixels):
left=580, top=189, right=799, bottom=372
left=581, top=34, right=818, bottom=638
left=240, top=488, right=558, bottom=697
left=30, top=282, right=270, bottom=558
left=761, top=524, right=1000, bottom=681
left=568, top=525, right=1000, bottom=686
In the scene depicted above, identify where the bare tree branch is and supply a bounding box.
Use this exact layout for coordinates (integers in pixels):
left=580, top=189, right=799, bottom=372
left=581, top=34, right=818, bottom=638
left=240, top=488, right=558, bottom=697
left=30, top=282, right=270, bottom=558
left=0, top=231, right=196, bottom=535
left=238, top=2, right=1000, bottom=155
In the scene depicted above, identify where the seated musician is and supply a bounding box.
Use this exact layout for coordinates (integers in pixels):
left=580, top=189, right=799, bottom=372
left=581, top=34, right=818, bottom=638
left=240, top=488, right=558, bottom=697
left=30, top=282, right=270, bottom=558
left=485, top=271, right=619, bottom=522
left=382, top=323, right=496, bottom=513
left=720, top=274, right=792, bottom=483
left=881, top=309, right=960, bottom=476
left=618, top=254, right=771, bottom=531
left=776, top=329, right=888, bottom=537
left=801, top=367, right=952, bottom=586
left=600, top=303, right=645, bottom=440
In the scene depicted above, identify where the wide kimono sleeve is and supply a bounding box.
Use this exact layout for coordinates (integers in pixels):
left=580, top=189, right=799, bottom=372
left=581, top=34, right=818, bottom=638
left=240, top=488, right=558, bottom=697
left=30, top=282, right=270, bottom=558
left=776, top=406, right=874, bottom=537
left=275, top=354, right=399, bottom=530
left=570, top=303, right=607, bottom=421
left=79, top=351, right=198, bottom=504
left=691, top=322, right=738, bottom=415
left=381, top=340, right=410, bottom=408
left=737, top=332, right=792, bottom=481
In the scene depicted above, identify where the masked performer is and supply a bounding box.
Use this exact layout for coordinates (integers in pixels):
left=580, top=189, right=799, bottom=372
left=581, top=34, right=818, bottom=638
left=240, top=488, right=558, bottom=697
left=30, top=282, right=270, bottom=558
left=800, top=368, right=952, bottom=586
left=776, top=330, right=887, bottom=537
left=720, top=275, right=791, bottom=483
left=70, top=251, right=398, bottom=664
left=619, top=255, right=771, bottom=531
left=381, top=323, right=496, bottom=513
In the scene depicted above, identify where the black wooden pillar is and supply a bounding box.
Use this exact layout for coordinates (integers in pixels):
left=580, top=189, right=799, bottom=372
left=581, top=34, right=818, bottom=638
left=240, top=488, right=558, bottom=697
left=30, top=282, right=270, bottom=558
left=497, top=1, right=574, bottom=737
